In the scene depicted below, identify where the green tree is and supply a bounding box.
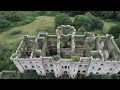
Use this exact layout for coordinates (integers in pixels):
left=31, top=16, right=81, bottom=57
left=111, top=74, right=119, bottom=79
left=108, top=24, right=120, bottom=39
left=0, top=43, right=16, bottom=71
left=61, top=11, right=87, bottom=17
left=77, top=27, right=87, bottom=34
left=45, top=72, right=55, bottom=79
left=85, top=12, right=95, bottom=20
left=0, top=18, right=11, bottom=29
left=90, top=11, right=114, bottom=19
left=72, top=55, right=80, bottom=62
left=21, top=70, right=39, bottom=79
left=55, top=13, right=72, bottom=28
left=75, top=73, right=82, bottom=79
left=92, top=17, right=104, bottom=30
left=85, top=12, right=104, bottom=30
left=73, top=15, right=92, bottom=31
left=115, top=36, right=120, bottom=49
left=3, top=11, right=25, bottom=22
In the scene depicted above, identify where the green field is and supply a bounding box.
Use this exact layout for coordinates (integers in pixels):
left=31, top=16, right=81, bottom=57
left=103, top=20, right=117, bottom=32
left=0, top=16, right=117, bottom=49
left=0, top=16, right=55, bottom=48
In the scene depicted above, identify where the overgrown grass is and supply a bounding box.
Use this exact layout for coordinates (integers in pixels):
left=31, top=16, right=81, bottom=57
left=0, top=16, right=55, bottom=48
left=0, top=16, right=117, bottom=54
left=10, top=30, right=22, bottom=35
left=103, top=20, right=117, bottom=33
left=0, top=16, right=118, bottom=53
left=36, top=26, right=55, bottom=34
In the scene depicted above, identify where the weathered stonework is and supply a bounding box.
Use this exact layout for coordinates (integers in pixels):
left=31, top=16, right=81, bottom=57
left=10, top=25, right=120, bottom=79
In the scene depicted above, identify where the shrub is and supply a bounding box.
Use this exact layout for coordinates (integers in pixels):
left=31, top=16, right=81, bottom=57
left=58, top=74, right=69, bottom=79
left=52, top=55, right=60, bottom=61
left=73, top=15, right=92, bottom=31
left=60, top=41, right=65, bottom=48
left=85, top=12, right=95, bottom=20
left=116, top=13, right=120, bottom=21
left=45, top=11, right=61, bottom=16
left=92, top=17, right=104, bottom=30
left=0, top=18, right=11, bottom=29
left=0, top=43, right=16, bottom=71
left=61, top=11, right=87, bottom=17
left=10, top=30, right=22, bottom=35
left=90, top=11, right=114, bottom=19
left=85, top=12, right=104, bottom=30
left=115, top=36, right=120, bottom=49
left=36, top=26, right=55, bottom=34
left=111, top=74, right=120, bottom=79
left=4, top=11, right=25, bottom=22
left=77, top=27, right=87, bottom=35
left=21, top=70, right=39, bottom=79
left=55, top=13, right=72, bottom=28
left=72, top=55, right=80, bottom=62
left=108, top=25, right=120, bottom=39
left=46, top=72, right=55, bottom=79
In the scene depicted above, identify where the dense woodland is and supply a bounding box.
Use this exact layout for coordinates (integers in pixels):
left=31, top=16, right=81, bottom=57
left=1, top=11, right=120, bottom=79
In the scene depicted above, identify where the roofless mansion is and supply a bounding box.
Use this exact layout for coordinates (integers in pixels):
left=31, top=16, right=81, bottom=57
left=10, top=25, right=120, bottom=79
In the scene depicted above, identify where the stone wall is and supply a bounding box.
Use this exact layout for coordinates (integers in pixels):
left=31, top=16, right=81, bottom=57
left=10, top=25, right=120, bottom=79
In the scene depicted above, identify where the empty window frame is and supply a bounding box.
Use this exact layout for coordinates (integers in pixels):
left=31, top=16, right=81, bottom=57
left=65, top=66, right=67, bottom=68
left=92, top=67, right=94, bottom=69
left=84, top=65, right=87, bottom=67
left=107, top=72, right=110, bottom=74
left=32, top=65, right=34, bottom=68
left=46, top=70, right=49, bottom=72
left=110, top=68, right=112, bottom=71
left=79, top=65, right=82, bottom=67
left=96, top=72, right=99, bottom=74
left=117, top=71, right=120, bottom=74
left=38, top=66, right=40, bottom=68
left=25, top=65, right=27, bottom=68
left=40, top=71, right=42, bottom=73
left=98, top=68, right=101, bottom=70
left=50, top=64, right=53, bottom=66
left=90, top=72, right=93, bottom=75
left=83, top=70, right=85, bottom=73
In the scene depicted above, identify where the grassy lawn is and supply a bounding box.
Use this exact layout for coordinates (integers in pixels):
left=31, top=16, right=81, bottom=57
left=0, top=16, right=118, bottom=50
left=103, top=20, right=117, bottom=33
left=93, top=20, right=118, bottom=35
left=0, top=16, right=55, bottom=48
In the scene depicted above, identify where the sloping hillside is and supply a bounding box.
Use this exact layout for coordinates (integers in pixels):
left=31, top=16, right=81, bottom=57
left=0, top=16, right=117, bottom=49
left=0, top=16, right=55, bottom=48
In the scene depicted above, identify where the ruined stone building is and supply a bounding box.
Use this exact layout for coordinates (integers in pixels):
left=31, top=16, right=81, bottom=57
left=10, top=25, right=120, bottom=79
